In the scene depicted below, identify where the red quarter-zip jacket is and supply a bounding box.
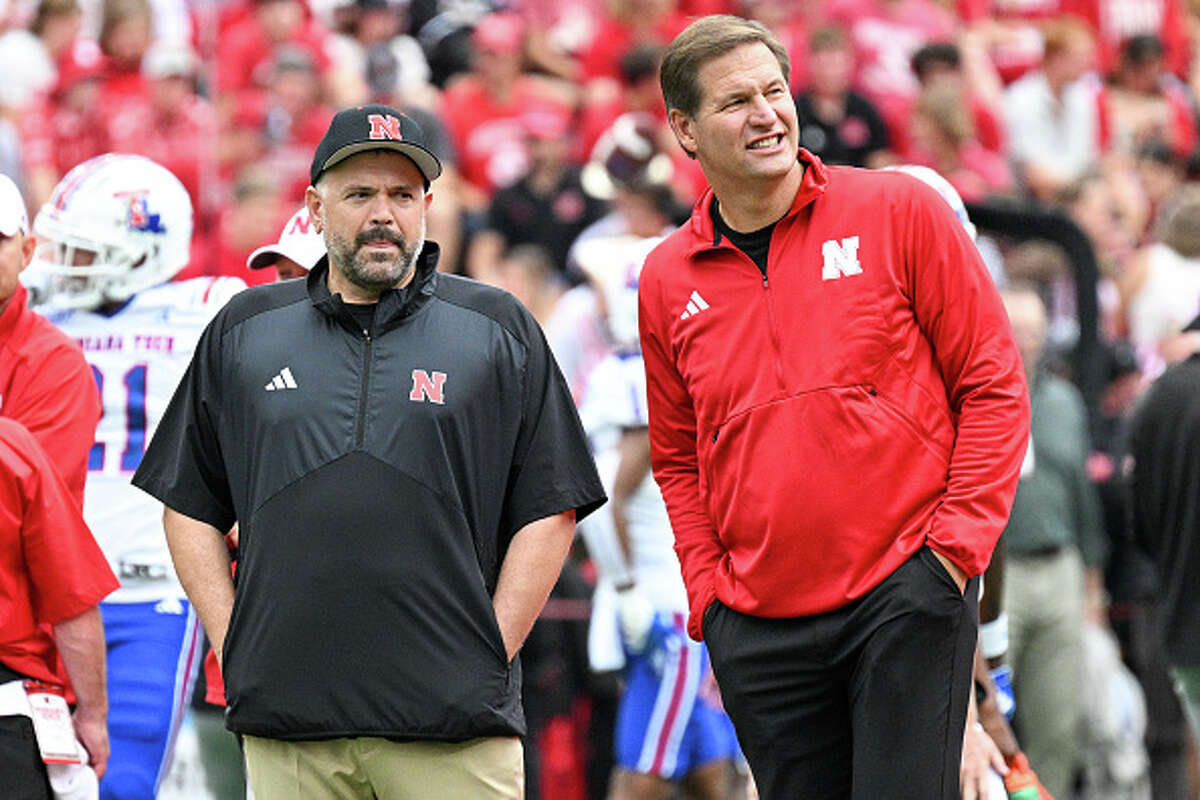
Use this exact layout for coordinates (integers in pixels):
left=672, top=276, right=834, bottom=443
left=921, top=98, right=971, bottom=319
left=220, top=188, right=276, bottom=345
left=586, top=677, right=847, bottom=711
left=638, top=151, right=1030, bottom=641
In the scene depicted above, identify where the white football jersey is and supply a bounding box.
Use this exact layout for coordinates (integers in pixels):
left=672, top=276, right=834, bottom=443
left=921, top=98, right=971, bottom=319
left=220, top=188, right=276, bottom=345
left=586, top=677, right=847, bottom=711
left=43, top=277, right=245, bottom=603
left=579, top=352, right=687, bottom=614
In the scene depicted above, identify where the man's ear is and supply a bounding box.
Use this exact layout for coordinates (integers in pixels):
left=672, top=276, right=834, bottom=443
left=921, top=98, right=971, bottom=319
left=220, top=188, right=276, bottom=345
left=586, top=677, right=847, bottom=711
left=305, top=186, right=324, bottom=234
left=668, top=108, right=698, bottom=159
left=19, top=233, right=35, bottom=271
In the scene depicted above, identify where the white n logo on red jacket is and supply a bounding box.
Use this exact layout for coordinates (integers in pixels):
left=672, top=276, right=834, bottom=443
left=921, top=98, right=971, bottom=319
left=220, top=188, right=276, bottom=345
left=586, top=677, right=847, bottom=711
left=821, top=236, right=862, bottom=280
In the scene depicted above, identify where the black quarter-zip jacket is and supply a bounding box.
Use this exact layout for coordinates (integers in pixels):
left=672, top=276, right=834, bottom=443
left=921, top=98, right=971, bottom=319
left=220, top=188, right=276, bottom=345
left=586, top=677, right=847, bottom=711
left=133, top=244, right=605, bottom=741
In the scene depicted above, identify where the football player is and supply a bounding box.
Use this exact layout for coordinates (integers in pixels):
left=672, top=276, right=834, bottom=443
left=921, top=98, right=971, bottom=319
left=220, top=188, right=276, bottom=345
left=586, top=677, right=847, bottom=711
left=26, top=153, right=246, bottom=800
left=575, top=233, right=741, bottom=800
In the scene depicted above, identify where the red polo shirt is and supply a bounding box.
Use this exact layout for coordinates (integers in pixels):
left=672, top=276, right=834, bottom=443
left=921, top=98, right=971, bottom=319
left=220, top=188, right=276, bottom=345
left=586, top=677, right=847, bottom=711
left=0, top=418, right=118, bottom=686
left=0, top=284, right=101, bottom=507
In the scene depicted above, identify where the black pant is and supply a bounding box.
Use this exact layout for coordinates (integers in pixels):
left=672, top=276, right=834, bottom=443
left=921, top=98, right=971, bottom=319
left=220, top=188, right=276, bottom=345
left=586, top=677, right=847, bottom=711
left=704, top=546, right=979, bottom=800
left=0, top=714, right=53, bottom=800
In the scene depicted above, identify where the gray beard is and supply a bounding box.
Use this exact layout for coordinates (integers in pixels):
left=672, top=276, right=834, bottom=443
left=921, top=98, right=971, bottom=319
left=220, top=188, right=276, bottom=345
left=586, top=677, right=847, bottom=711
left=329, top=225, right=424, bottom=295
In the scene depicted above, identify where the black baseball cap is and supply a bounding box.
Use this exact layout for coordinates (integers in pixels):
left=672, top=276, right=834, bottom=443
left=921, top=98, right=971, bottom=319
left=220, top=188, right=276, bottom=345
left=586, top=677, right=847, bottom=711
left=310, top=104, right=443, bottom=186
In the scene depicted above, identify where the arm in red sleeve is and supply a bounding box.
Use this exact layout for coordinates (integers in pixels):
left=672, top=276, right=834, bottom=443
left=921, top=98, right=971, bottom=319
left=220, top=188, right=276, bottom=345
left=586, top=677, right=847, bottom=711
left=639, top=269, right=725, bottom=641
left=10, top=421, right=117, bottom=627
left=902, top=182, right=1031, bottom=577
left=4, top=337, right=101, bottom=506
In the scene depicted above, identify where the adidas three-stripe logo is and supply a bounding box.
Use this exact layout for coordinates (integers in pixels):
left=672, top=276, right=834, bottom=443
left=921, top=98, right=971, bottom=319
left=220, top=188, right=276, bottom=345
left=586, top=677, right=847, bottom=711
left=680, top=290, right=710, bottom=320
left=265, top=367, right=298, bottom=391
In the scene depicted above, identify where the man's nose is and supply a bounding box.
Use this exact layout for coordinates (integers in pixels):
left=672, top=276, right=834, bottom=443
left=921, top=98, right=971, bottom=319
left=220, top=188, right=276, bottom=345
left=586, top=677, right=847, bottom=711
left=367, top=194, right=394, bottom=225
left=747, top=94, right=775, bottom=124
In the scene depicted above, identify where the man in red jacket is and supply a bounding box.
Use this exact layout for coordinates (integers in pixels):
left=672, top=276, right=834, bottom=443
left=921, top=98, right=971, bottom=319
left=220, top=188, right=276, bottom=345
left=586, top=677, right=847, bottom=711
left=639, top=15, right=1031, bottom=799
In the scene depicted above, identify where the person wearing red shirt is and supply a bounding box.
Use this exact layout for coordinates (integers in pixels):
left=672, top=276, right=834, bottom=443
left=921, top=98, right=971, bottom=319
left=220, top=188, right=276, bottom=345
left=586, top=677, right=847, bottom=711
left=1066, top=0, right=1190, bottom=81
left=0, top=417, right=119, bottom=793
left=20, top=40, right=112, bottom=209
left=0, top=174, right=101, bottom=506
left=908, top=84, right=1015, bottom=202
left=577, top=0, right=689, bottom=85
left=108, top=43, right=220, bottom=265
left=215, top=0, right=338, bottom=123
left=642, top=17, right=1029, bottom=798
left=828, top=0, right=958, bottom=150
left=1098, top=32, right=1198, bottom=162
left=439, top=11, right=571, bottom=209
left=95, top=0, right=153, bottom=110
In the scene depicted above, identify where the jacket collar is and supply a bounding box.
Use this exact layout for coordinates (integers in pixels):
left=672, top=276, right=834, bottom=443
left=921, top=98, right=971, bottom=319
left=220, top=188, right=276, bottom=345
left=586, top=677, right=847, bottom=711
left=0, top=284, right=29, bottom=344
left=686, top=148, right=829, bottom=256
left=308, top=241, right=441, bottom=334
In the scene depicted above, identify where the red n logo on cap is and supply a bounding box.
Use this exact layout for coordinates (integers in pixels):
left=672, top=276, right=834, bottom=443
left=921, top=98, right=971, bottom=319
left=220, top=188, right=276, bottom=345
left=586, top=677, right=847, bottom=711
left=368, top=114, right=403, bottom=141
left=287, top=214, right=312, bottom=235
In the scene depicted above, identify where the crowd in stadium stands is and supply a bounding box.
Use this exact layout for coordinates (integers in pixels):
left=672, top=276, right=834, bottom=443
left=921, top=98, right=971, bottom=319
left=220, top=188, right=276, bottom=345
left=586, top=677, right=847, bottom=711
left=4, top=0, right=1200, bottom=797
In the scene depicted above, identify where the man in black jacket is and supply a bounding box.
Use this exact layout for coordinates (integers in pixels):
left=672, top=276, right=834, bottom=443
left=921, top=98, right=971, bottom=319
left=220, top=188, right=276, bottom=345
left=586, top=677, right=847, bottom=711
left=1128, top=315, right=1200, bottom=743
left=133, top=104, right=606, bottom=799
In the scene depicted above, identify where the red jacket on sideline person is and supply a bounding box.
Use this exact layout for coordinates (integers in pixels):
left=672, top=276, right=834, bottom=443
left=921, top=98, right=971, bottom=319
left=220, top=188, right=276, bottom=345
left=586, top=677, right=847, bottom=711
left=638, top=151, right=1029, bottom=641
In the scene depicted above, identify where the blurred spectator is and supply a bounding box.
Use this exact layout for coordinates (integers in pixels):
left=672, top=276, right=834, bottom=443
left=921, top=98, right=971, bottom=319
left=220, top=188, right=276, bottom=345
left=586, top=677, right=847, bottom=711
left=909, top=40, right=1005, bottom=156
left=96, top=0, right=152, bottom=105
left=20, top=38, right=111, bottom=208
left=576, top=0, right=688, bottom=88
left=794, top=24, right=891, bottom=167
left=0, top=0, right=81, bottom=116
left=828, top=0, right=957, bottom=150
left=1133, top=139, right=1185, bottom=241
left=108, top=42, right=218, bottom=261
left=406, top=0, right=491, bottom=87
left=1000, top=240, right=1081, bottom=347
left=1000, top=282, right=1110, bottom=799
left=467, top=105, right=607, bottom=284
left=256, top=46, right=336, bottom=201
left=1059, top=171, right=1145, bottom=342
left=1003, top=16, right=1102, bottom=201
left=204, top=164, right=289, bottom=285
left=439, top=11, right=573, bottom=211
left=738, top=0, right=816, bottom=93
left=216, top=0, right=354, bottom=126
left=1072, top=0, right=1190, bottom=81
left=956, top=0, right=1059, bottom=86
left=327, top=0, right=435, bottom=108
left=1123, top=184, right=1200, bottom=375
left=908, top=83, right=1014, bottom=201
left=513, top=0, right=602, bottom=84
left=1099, top=33, right=1197, bottom=163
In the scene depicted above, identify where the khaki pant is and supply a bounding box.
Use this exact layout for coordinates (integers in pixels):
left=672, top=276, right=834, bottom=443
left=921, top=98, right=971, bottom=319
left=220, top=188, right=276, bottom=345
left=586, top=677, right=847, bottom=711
left=243, top=734, right=523, bottom=800
left=1004, top=547, right=1084, bottom=800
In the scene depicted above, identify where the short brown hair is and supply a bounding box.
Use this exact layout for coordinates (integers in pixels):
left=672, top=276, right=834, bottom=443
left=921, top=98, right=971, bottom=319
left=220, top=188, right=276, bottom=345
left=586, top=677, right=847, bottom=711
left=659, top=14, right=790, bottom=119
